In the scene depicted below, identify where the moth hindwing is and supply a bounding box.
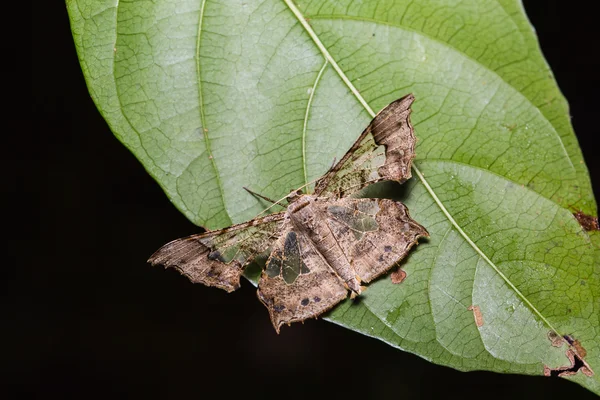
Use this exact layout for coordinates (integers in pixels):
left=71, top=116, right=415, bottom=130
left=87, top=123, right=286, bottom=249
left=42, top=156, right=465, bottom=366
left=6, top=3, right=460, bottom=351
left=148, top=93, right=428, bottom=332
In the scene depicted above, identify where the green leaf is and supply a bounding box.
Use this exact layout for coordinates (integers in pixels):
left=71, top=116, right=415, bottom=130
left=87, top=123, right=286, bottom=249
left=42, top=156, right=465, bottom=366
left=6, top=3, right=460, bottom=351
left=68, top=0, right=599, bottom=393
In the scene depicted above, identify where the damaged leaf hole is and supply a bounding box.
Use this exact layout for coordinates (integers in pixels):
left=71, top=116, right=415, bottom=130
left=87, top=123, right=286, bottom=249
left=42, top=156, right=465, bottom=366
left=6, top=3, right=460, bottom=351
left=545, top=331, right=593, bottom=377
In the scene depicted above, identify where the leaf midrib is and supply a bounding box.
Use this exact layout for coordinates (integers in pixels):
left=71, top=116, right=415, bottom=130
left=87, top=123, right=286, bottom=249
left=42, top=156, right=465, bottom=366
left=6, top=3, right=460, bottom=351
left=282, top=0, right=563, bottom=337
left=303, top=13, right=576, bottom=175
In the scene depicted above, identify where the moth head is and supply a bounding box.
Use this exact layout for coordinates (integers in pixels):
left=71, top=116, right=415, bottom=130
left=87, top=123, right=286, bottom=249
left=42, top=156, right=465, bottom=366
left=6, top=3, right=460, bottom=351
left=286, top=189, right=303, bottom=203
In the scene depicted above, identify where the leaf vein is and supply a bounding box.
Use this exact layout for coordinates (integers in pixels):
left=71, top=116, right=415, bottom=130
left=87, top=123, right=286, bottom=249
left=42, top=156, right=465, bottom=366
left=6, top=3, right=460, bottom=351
left=302, top=60, right=328, bottom=185
left=196, top=0, right=232, bottom=225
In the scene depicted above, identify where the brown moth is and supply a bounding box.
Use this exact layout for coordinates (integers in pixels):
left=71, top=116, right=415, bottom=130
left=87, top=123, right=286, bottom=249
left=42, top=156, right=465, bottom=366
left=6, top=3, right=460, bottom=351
left=149, top=93, right=428, bottom=333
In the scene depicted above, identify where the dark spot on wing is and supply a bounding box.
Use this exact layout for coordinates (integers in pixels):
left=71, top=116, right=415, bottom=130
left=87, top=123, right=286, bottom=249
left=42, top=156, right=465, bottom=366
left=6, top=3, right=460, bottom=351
left=273, top=304, right=285, bottom=313
left=301, top=298, right=309, bottom=306
left=313, top=296, right=321, bottom=303
left=384, top=245, right=392, bottom=252
left=208, top=250, right=223, bottom=261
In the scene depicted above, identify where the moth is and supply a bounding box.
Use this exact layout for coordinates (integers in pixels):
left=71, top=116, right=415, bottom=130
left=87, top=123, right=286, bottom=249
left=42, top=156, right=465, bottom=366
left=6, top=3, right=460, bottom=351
left=149, top=94, right=428, bottom=333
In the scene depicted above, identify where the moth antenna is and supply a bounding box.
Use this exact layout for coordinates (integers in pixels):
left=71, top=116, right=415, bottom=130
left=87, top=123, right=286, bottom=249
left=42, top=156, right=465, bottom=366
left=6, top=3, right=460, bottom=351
left=243, top=187, right=285, bottom=207
left=256, top=195, right=291, bottom=217
left=328, top=156, right=337, bottom=171
left=255, top=176, right=322, bottom=217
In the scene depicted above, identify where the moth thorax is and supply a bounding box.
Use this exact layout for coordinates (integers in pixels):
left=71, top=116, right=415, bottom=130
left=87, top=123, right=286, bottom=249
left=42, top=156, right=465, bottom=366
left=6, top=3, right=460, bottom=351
left=286, top=194, right=312, bottom=212
left=287, top=195, right=319, bottom=229
left=285, top=189, right=304, bottom=204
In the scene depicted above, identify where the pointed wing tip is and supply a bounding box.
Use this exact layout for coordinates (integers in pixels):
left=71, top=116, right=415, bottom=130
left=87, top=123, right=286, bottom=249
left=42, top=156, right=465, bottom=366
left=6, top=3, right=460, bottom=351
left=147, top=250, right=160, bottom=264
left=147, top=253, right=161, bottom=265
left=395, top=92, right=415, bottom=107
left=376, top=93, right=415, bottom=117
left=147, top=245, right=172, bottom=266
left=222, top=283, right=241, bottom=293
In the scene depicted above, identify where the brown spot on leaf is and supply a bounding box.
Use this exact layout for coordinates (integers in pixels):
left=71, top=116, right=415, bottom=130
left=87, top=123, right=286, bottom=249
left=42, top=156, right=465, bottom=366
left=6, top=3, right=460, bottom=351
left=547, top=331, right=564, bottom=347
left=390, top=269, right=407, bottom=284
left=573, top=211, right=599, bottom=231
left=543, top=349, right=594, bottom=378
left=573, top=340, right=588, bottom=358
left=563, top=335, right=588, bottom=358
left=467, top=305, right=484, bottom=327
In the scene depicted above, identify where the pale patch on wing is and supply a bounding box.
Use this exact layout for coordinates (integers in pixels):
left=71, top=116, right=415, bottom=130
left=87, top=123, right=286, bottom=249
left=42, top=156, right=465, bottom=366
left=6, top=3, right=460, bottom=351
left=258, top=228, right=348, bottom=333
left=327, top=200, right=380, bottom=240
left=264, top=230, right=310, bottom=284
left=324, top=198, right=428, bottom=283
left=148, top=212, right=287, bottom=292
left=314, top=94, right=416, bottom=198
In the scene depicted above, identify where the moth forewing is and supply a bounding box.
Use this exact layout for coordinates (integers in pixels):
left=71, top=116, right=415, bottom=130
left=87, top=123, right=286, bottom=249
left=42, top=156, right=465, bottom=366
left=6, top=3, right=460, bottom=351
left=313, top=93, right=416, bottom=198
left=148, top=212, right=286, bottom=292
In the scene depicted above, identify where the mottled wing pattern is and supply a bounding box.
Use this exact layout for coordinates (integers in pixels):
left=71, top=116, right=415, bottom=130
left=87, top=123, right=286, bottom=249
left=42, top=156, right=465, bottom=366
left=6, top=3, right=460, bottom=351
left=258, top=227, right=348, bottom=333
left=148, top=94, right=427, bottom=332
left=324, top=198, right=428, bottom=283
left=313, top=94, right=416, bottom=198
left=148, top=212, right=286, bottom=292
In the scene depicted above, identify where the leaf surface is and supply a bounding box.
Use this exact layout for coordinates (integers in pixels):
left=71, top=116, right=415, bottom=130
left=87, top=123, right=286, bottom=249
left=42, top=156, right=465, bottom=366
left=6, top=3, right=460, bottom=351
left=68, top=0, right=599, bottom=392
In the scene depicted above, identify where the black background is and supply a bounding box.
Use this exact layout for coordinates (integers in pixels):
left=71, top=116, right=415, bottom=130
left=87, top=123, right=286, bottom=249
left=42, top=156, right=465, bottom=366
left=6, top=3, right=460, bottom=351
left=24, top=1, right=599, bottom=399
